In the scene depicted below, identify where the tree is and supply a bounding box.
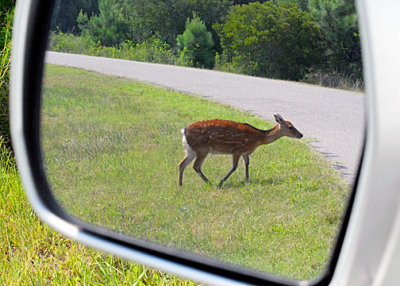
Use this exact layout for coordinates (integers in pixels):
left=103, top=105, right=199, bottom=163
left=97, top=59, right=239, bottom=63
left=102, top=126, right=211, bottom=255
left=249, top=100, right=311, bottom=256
left=177, top=14, right=215, bottom=69
left=271, top=0, right=309, bottom=11
left=309, top=0, right=362, bottom=79
left=57, top=0, right=231, bottom=48
left=216, top=2, right=322, bottom=80
left=122, top=0, right=232, bottom=45
left=54, top=0, right=99, bottom=34
left=78, top=0, right=129, bottom=46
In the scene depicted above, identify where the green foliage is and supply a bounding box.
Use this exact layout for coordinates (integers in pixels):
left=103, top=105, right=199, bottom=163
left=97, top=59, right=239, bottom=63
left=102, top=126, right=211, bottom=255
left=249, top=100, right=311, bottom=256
left=78, top=0, right=129, bottom=46
left=53, top=0, right=232, bottom=47
left=215, top=2, right=322, bottom=80
left=127, top=37, right=176, bottom=64
left=272, top=0, right=309, bottom=11
left=0, top=8, right=13, bottom=149
left=48, top=0, right=363, bottom=87
left=49, top=31, right=97, bottom=54
left=63, top=0, right=232, bottom=46
left=0, top=138, right=195, bottom=285
left=303, top=70, right=363, bottom=91
left=177, top=15, right=215, bottom=69
left=54, top=0, right=99, bottom=34
left=121, top=0, right=232, bottom=45
left=309, top=0, right=362, bottom=79
left=50, top=32, right=176, bottom=65
left=0, top=0, right=15, bottom=17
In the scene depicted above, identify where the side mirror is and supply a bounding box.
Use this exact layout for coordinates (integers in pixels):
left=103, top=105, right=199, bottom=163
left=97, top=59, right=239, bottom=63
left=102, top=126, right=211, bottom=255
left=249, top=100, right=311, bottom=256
left=9, top=0, right=400, bottom=285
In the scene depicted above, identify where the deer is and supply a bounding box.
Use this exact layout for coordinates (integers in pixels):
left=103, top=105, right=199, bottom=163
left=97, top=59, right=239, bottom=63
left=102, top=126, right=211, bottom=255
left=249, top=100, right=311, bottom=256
left=178, top=114, right=303, bottom=188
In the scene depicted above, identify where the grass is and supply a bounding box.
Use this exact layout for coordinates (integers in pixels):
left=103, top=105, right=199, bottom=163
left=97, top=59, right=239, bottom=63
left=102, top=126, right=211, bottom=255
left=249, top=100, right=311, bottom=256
left=40, top=65, right=350, bottom=281
left=0, top=139, right=196, bottom=285
left=0, top=139, right=195, bottom=285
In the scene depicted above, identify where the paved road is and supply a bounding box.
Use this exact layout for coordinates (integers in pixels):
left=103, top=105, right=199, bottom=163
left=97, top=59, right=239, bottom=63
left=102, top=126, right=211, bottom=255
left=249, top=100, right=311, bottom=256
left=46, top=51, right=365, bottom=184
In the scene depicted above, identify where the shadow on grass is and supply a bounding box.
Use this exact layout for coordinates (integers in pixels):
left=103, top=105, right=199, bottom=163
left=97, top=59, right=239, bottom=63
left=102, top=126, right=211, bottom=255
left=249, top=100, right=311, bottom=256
left=219, top=177, right=285, bottom=189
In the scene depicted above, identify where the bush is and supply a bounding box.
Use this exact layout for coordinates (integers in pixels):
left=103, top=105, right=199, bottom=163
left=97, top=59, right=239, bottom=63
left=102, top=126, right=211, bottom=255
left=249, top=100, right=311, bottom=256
left=214, top=52, right=241, bottom=74
left=49, top=33, right=176, bottom=65
left=0, top=9, right=13, bottom=149
left=128, top=37, right=176, bottom=64
left=49, top=31, right=98, bottom=54
left=176, top=14, right=215, bottom=69
left=309, top=0, right=362, bottom=79
left=303, top=70, right=364, bottom=91
left=215, top=2, right=322, bottom=81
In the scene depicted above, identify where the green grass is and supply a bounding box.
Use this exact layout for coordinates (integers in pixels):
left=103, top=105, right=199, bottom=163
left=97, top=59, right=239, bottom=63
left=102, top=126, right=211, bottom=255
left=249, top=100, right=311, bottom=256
left=41, top=65, right=349, bottom=281
left=0, top=139, right=195, bottom=285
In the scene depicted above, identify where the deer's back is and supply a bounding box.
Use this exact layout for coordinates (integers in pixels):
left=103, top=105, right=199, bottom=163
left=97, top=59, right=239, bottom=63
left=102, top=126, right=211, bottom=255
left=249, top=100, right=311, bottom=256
left=183, top=119, right=264, bottom=154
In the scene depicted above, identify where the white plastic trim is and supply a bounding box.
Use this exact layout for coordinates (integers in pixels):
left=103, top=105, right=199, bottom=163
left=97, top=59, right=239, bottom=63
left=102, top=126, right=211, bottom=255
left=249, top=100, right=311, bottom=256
left=332, top=1, right=400, bottom=285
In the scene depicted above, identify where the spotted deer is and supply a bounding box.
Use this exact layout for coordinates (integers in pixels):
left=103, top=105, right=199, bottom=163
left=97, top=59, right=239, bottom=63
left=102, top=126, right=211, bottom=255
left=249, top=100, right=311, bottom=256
left=178, top=114, right=303, bottom=187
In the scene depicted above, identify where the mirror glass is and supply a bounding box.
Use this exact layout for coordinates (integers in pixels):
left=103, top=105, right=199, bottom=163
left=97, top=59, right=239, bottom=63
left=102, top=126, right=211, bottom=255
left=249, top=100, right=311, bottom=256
left=41, top=0, right=364, bottom=281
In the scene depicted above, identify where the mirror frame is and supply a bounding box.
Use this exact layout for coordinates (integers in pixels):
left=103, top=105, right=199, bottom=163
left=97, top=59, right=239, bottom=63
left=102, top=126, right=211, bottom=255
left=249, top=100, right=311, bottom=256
left=10, top=0, right=400, bottom=285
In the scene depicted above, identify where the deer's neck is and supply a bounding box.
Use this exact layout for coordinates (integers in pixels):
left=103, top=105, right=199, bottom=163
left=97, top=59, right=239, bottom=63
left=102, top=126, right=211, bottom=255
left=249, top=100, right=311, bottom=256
left=261, top=125, right=283, bottom=145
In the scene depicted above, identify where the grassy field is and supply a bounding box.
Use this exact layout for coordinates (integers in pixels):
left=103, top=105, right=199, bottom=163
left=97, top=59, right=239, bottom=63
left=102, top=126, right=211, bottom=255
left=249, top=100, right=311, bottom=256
left=0, top=139, right=194, bottom=285
left=41, top=65, right=349, bottom=281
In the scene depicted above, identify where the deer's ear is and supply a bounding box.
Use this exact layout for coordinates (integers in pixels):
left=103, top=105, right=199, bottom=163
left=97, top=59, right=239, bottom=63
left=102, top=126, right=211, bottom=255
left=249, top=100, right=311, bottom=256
left=274, top=114, right=284, bottom=124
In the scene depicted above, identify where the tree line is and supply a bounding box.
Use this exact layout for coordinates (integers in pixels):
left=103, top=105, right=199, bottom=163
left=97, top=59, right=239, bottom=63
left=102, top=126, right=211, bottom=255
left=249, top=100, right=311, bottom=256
left=53, top=0, right=362, bottom=86
left=0, top=0, right=363, bottom=146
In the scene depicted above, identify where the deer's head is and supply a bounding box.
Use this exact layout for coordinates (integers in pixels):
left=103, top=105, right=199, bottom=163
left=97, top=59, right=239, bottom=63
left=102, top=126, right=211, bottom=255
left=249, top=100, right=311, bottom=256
left=274, top=114, right=303, bottom=139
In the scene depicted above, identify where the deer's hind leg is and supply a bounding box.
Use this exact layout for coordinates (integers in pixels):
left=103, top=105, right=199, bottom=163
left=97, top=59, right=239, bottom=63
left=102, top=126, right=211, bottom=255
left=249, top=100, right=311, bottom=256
left=179, top=153, right=196, bottom=186
left=193, top=151, right=210, bottom=184
left=179, top=135, right=196, bottom=186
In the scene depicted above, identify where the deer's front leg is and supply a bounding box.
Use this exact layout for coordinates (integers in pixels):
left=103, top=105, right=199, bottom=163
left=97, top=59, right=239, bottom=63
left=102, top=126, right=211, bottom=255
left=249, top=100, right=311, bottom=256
left=243, top=154, right=249, bottom=182
left=218, top=154, right=240, bottom=188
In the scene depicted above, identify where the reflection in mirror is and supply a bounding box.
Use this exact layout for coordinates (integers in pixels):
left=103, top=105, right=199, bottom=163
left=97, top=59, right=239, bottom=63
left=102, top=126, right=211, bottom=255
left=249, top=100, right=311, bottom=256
left=41, top=0, right=364, bottom=281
